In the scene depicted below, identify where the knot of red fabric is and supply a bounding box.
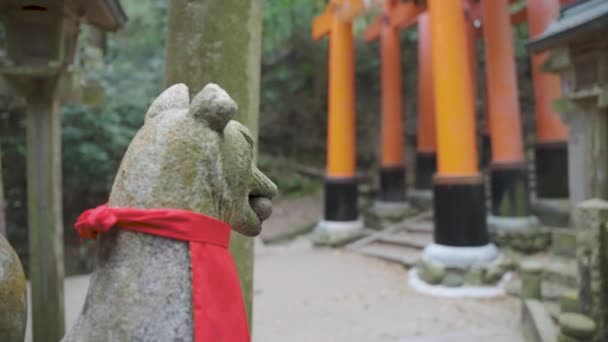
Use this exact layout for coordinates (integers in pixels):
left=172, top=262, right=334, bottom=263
left=73, top=204, right=250, bottom=342
left=75, top=204, right=118, bottom=239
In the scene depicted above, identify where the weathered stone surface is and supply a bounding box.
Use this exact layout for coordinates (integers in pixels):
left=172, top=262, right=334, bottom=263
left=482, top=263, right=504, bottom=285
left=551, top=228, right=578, bottom=258
left=559, top=313, right=596, bottom=339
left=560, top=290, right=581, bottom=314
left=0, top=234, right=27, bottom=342
left=418, top=259, right=446, bottom=285
left=312, top=220, right=365, bottom=247
left=490, top=226, right=551, bottom=254
left=522, top=299, right=558, bottom=342
left=463, top=267, right=483, bottom=286
left=574, top=199, right=608, bottom=342
left=442, top=271, right=464, bottom=287
left=532, top=198, right=571, bottom=228
left=63, top=84, right=277, bottom=341
left=521, top=261, right=543, bottom=300
left=364, top=201, right=417, bottom=229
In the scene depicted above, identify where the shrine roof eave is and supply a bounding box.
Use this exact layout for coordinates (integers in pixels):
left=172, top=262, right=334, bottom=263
left=83, top=0, right=128, bottom=32
left=527, top=0, right=608, bottom=52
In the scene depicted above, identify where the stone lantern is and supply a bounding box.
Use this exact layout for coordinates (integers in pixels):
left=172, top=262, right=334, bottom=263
left=0, top=1, right=126, bottom=341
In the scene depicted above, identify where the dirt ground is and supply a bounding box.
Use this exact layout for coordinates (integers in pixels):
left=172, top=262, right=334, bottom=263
left=252, top=237, right=522, bottom=342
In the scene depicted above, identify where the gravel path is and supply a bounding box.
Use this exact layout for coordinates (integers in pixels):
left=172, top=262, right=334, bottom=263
left=253, top=237, right=523, bottom=342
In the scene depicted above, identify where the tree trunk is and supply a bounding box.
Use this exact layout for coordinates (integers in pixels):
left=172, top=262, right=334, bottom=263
left=164, top=0, right=263, bottom=330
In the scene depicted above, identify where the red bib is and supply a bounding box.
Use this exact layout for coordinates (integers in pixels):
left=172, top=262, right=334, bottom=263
left=75, top=204, right=250, bottom=342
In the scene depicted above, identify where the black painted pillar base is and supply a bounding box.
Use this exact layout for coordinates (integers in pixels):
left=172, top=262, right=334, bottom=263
left=415, top=152, right=436, bottom=190
left=433, top=176, right=489, bottom=247
left=324, top=177, right=358, bottom=221
left=378, top=165, right=406, bottom=202
left=535, top=142, right=569, bottom=199
left=480, top=134, right=492, bottom=170
left=490, top=164, right=530, bottom=217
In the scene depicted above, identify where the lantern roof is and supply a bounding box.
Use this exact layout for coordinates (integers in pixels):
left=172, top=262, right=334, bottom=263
left=0, top=0, right=127, bottom=32
left=527, top=0, right=608, bottom=52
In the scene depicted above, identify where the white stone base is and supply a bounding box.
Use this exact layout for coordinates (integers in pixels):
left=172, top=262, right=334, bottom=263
left=312, top=218, right=365, bottom=246
left=408, top=268, right=510, bottom=298
left=422, top=243, right=499, bottom=268
left=488, top=214, right=539, bottom=233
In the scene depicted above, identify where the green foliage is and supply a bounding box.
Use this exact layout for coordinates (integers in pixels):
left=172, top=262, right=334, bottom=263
left=0, top=0, right=169, bottom=272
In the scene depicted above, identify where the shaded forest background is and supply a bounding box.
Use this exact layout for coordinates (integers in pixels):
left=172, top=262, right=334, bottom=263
left=0, top=0, right=535, bottom=273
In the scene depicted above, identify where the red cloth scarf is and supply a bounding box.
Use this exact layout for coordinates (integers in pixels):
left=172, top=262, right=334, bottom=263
left=75, top=204, right=250, bottom=342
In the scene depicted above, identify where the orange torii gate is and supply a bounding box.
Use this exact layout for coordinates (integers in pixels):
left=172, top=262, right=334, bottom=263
left=311, top=0, right=571, bottom=248
left=363, top=0, right=425, bottom=225
left=311, top=0, right=371, bottom=244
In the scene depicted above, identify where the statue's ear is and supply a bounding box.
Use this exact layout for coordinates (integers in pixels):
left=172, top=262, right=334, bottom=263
left=145, top=83, right=190, bottom=120
left=189, top=83, right=236, bottom=131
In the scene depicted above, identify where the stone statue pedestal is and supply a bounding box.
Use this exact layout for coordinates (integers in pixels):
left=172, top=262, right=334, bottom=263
left=488, top=215, right=550, bottom=253
left=364, top=201, right=417, bottom=229
left=411, top=243, right=512, bottom=296
left=312, top=219, right=364, bottom=246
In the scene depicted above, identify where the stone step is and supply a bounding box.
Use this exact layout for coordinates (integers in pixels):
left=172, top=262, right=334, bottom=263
left=357, top=241, right=421, bottom=267
left=376, top=231, right=432, bottom=250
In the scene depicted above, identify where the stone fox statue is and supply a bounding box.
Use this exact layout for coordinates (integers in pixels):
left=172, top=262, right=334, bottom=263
left=63, top=83, right=277, bottom=341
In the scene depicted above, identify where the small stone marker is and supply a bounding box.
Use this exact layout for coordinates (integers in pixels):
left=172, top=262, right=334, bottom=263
left=559, top=313, right=596, bottom=340
left=560, top=290, right=580, bottom=314
left=521, top=260, right=542, bottom=299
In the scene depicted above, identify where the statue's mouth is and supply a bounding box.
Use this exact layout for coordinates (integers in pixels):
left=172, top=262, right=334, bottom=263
left=249, top=195, right=273, bottom=222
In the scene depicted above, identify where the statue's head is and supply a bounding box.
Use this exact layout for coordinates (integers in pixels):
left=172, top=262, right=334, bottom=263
left=108, top=83, right=277, bottom=236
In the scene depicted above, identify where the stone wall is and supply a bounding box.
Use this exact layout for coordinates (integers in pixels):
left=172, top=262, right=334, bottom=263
left=575, top=199, right=608, bottom=341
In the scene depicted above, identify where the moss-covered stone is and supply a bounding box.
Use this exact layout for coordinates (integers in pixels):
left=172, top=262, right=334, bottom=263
left=482, top=264, right=504, bottom=285
left=560, top=290, right=581, bottom=314
left=442, top=271, right=464, bottom=287
left=521, top=261, right=543, bottom=300
left=418, top=259, right=446, bottom=285
left=364, top=201, right=417, bottom=229
left=463, top=267, right=483, bottom=286
left=559, top=313, right=597, bottom=340
left=0, top=234, right=27, bottom=342
left=551, top=229, right=578, bottom=258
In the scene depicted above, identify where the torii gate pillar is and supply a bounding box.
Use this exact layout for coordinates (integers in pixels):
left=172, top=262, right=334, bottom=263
left=312, top=4, right=364, bottom=245
left=366, top=0, right=417, bottom=227
left=417, top=0, right=498, bottom=283
left=410, top=12, right=436, bottom=210
left=481, top=0, right=539, bottom=233
left=527, top=0, right=570, bottom=227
